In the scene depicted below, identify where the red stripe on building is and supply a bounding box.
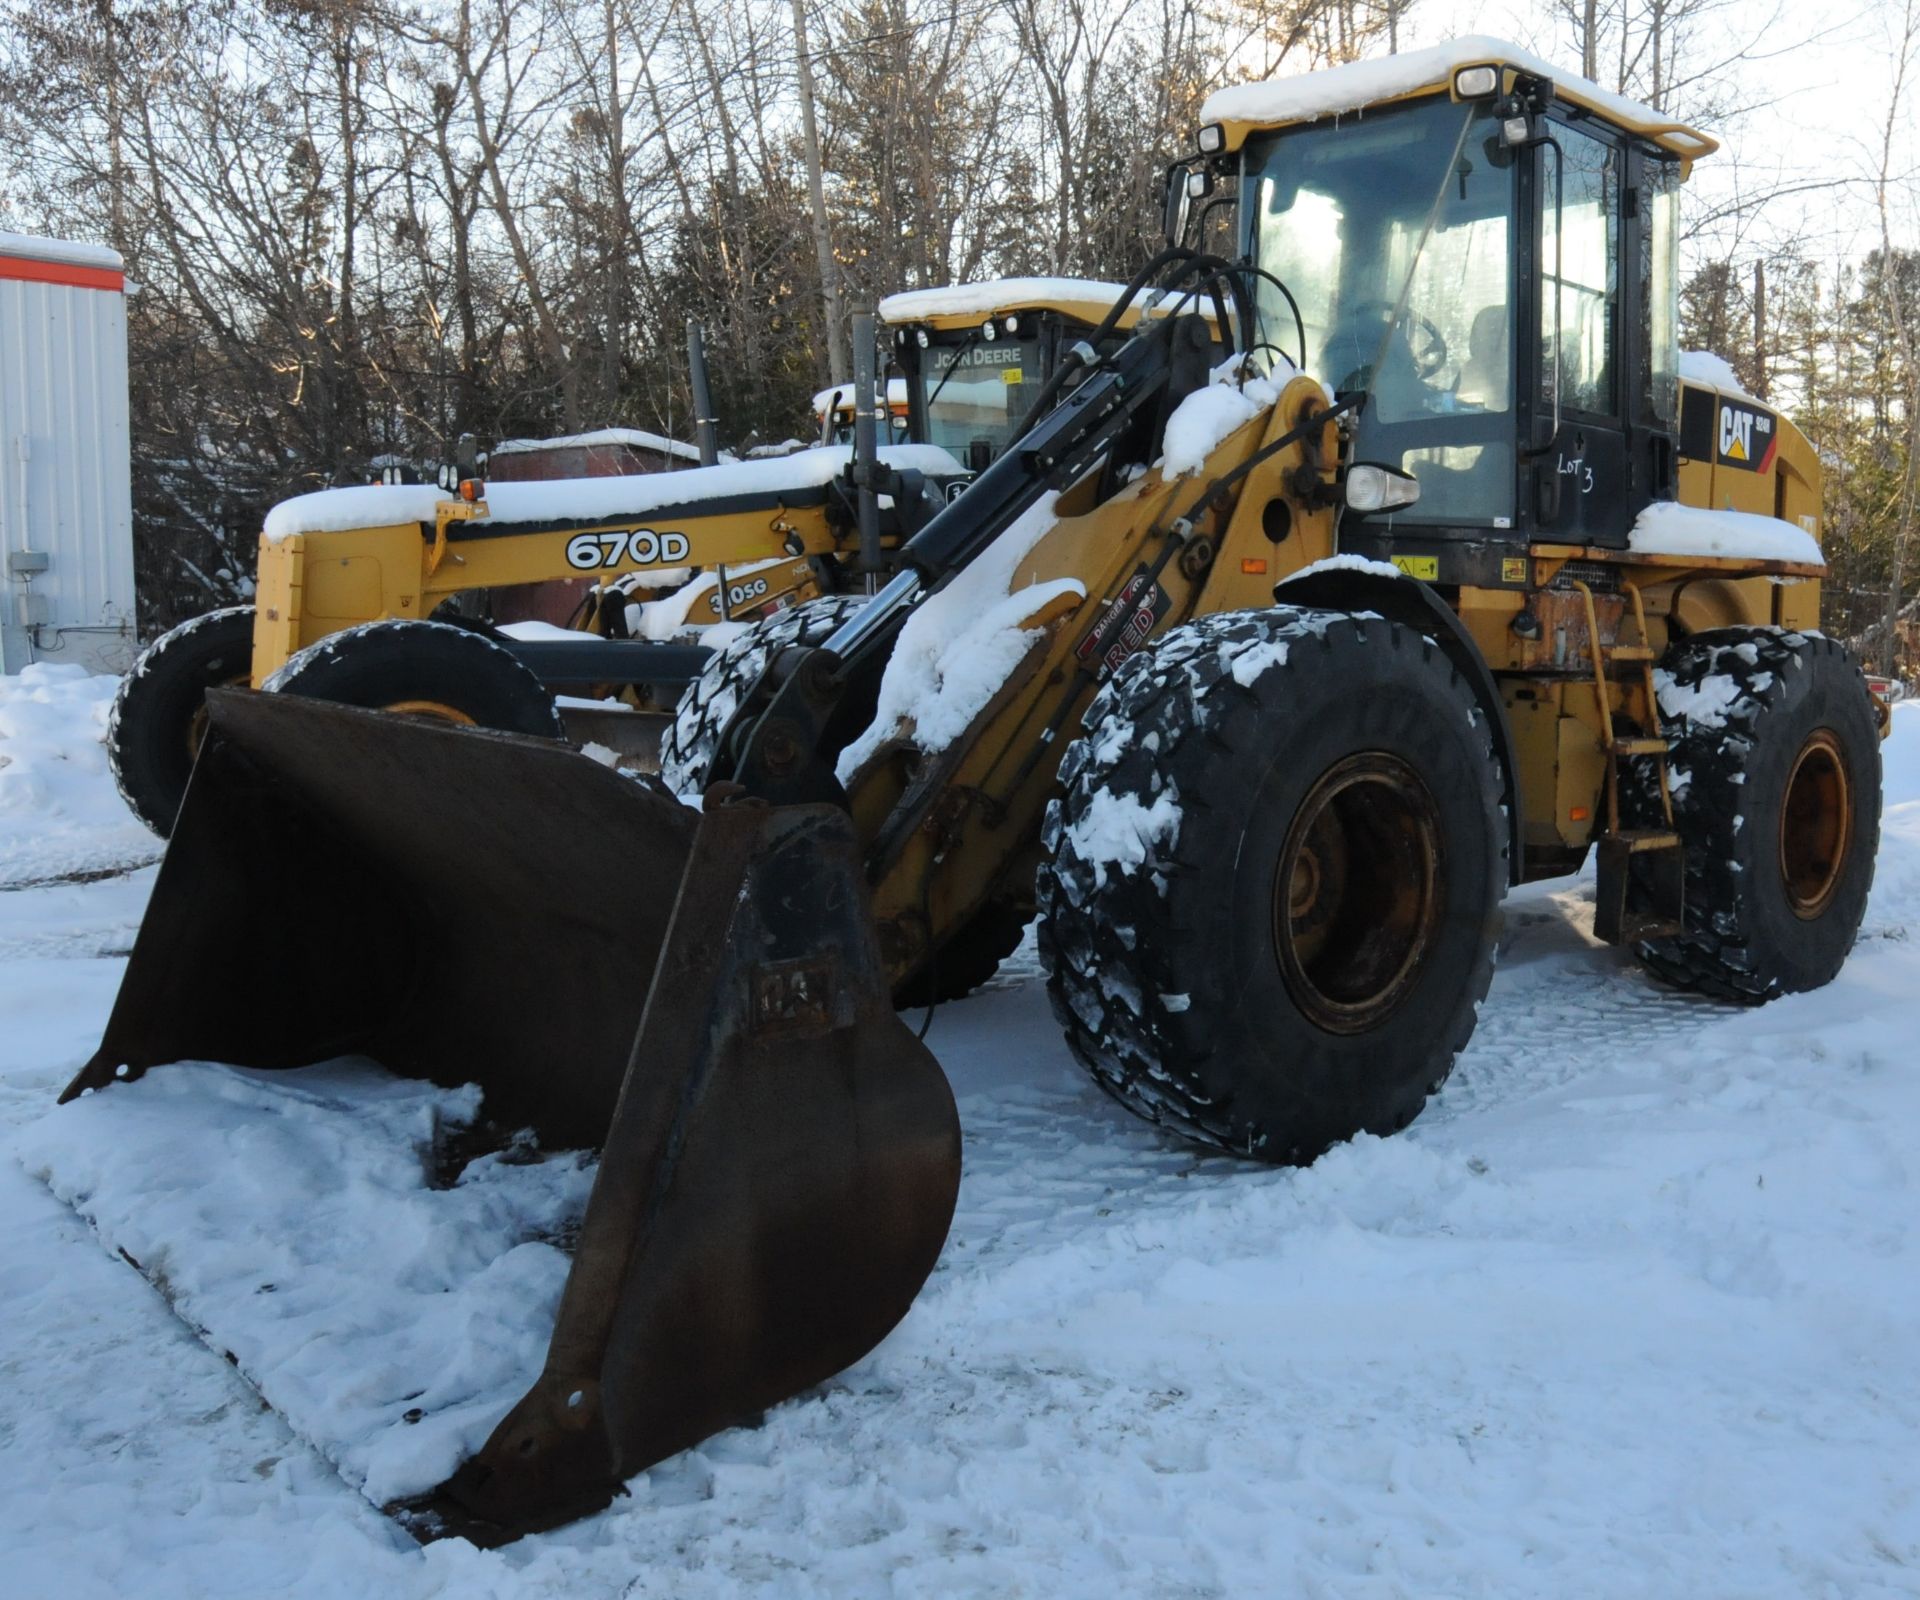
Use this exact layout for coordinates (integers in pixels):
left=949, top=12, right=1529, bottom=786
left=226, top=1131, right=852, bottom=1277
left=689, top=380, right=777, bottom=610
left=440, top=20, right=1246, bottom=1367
left=0, top=256, right=124, bottom=292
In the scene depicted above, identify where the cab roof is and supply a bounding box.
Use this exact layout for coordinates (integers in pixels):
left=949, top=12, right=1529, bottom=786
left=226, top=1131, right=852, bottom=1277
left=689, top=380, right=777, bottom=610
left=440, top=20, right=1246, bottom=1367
left=1199, top=34, right=1715, bottom=164
left=879, top=277, right=1145, bottom=333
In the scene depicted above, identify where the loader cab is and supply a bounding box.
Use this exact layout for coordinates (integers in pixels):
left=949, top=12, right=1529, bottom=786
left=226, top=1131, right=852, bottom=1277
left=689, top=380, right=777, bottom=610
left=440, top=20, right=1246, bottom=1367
left=1206, top=52, right=1712, bottom=578
left=816, top=379, right=911, bottom=448
left=883, top=281, right=1176, bottom=490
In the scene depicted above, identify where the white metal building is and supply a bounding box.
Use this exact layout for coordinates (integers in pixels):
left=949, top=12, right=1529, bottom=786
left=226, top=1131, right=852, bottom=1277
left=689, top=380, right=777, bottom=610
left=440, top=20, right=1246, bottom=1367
left=0, top=232, right=137, bottom=676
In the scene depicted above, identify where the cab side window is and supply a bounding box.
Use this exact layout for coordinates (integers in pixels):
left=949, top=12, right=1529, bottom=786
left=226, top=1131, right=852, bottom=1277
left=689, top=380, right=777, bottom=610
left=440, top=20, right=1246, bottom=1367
left=1542, top=122, right=1620, bottom=417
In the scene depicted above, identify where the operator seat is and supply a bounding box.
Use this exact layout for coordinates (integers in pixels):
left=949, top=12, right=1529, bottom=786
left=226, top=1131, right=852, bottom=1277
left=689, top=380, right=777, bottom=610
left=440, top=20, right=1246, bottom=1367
left=1455, top=305, right=1509, bottom=411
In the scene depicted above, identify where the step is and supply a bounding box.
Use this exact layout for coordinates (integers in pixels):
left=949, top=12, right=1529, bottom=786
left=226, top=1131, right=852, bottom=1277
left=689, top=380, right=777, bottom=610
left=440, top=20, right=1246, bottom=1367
left=1607, top=828, right=1682, bottom=853
left=1606, top=645, right=1657, bottom=664
left=1613, top=737, right=1670, bottom=756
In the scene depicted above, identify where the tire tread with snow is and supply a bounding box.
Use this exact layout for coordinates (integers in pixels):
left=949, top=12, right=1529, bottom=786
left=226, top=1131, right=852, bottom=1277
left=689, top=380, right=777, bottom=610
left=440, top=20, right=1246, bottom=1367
left=262, top=619, right=565, bottom=738
left=1037, top=607, right=1507, bottom=1161
left=1630, top=626, right=1880, bottom=1002
left=659, top=594, right=870, bottom=795
left=108, top=605, right=258, bottom=837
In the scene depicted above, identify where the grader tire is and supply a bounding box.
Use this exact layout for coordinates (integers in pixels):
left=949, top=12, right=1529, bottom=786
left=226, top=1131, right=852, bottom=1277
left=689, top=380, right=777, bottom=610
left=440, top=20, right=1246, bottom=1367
left=108, top=605, right=257, bottom=838
left=1037, top=608, right=1507, bottom=1162
left=262, top=620, right=564, bottom=738
left=659, top=594, right=870, bottom=795
left=1631, top=627, right=1879, bottom=1002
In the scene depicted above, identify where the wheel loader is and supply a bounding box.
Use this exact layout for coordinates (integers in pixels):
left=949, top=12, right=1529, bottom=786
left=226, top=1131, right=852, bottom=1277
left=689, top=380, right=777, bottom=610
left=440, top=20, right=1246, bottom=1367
left=107, top=280, right=1171, bottom=836
left=61, top=37, right=1885, bottom=1547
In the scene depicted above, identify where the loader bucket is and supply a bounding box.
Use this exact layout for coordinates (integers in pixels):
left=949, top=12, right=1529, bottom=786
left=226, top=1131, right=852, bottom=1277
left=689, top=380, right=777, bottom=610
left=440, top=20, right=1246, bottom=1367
left=60, top=691, right=961, bottom=1544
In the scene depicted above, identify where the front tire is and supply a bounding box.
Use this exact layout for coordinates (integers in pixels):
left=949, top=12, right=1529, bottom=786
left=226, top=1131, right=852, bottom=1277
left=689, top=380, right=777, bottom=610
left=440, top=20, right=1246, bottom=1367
left=659, top=594, right=869, bottom=794
left=1037, top=608, right=1507, bottom=1161
left=1632, top=627, right=1879, bottom=1001
left=262, top=620, right=564, bottom=738
left=108, top=606, right=257, bottom=837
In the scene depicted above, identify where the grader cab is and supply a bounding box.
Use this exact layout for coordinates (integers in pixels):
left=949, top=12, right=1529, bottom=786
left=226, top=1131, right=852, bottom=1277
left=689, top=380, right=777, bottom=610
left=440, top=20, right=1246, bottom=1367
left=62, top=37, right=1881, bottom=1545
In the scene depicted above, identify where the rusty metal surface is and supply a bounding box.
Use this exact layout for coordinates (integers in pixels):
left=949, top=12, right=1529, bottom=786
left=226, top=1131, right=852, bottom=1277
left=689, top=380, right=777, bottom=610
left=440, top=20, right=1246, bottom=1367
left=411, top=798, right=960, bottom=1543
left=62, top=692, right=961, bottom=1545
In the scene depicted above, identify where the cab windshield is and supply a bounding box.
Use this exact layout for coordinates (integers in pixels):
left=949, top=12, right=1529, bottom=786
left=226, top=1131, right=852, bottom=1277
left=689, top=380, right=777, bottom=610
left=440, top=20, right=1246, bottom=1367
left=916, top=334, right=1046, bottom=459
left=1246, top=95, right=1516, bottom=525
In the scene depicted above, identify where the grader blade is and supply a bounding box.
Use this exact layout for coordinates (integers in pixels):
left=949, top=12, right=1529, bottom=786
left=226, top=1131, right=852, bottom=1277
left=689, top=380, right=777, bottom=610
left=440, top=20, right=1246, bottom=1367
left=60, top=691, right=961, bottom=1544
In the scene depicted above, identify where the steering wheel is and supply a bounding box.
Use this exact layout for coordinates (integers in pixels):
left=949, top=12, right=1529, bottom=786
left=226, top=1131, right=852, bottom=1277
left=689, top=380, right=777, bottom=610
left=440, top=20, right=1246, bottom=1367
left=1345, top=300, right=1450, bottom=381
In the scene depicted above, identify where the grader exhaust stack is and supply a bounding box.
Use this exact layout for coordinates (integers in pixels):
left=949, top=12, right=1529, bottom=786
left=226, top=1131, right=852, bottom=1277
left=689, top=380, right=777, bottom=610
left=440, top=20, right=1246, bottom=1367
left=60, top=691, right=961, bottom=1544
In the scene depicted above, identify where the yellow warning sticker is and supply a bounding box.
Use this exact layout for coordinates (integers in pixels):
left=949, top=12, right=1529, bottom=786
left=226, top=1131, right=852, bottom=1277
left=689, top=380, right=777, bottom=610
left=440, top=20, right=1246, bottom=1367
left=1002, top=368, right=1024, bottom=385
left=1501, top=556, right=1528, bottom=583
left=1391, top=555, right=1438, bottom=580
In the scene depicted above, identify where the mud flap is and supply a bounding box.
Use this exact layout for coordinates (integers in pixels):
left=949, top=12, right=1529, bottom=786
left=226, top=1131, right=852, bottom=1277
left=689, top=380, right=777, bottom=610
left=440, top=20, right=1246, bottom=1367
left=61, top=691, right=961, bottom=1543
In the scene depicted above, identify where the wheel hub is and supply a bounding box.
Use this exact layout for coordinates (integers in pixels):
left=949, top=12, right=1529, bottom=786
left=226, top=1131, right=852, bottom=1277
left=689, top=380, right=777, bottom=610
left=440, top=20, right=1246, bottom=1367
left=1780, top=728, right=1852, bottom=920
left=1273, top=752, right=1444, bottom=1034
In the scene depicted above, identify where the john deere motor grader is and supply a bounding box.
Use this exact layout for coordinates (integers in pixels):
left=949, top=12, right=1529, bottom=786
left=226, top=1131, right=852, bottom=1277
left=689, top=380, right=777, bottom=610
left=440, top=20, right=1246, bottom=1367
left=63, top=38, right=1882, bottom=1544
left=107, top=279, right=1165, bottom=836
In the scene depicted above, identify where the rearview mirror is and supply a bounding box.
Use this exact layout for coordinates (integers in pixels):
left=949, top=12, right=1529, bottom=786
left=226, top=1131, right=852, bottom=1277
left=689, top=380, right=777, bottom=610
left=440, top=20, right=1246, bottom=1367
left=1162, top=160, right=1194, bottom=247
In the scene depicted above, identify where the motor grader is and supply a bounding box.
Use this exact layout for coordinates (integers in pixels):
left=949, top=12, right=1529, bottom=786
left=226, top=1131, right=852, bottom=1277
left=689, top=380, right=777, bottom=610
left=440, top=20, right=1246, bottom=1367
left=107, top=280, right=1167, bottom=836
left=62, top=37, right=1882, bottom=1547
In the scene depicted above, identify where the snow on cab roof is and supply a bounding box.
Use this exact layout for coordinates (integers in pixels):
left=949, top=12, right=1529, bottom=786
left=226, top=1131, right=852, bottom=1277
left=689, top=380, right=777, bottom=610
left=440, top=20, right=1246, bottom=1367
left=491, top=426, right=707, bottom=463
left=1200, top=35, right=1714, bottom=160
left=813, top=379, right=909, bottom=415
left=879, top=278, right=1134, bottom=326
left=0, top=230, right=124, bottom=271
left=261, top=443, right=967, bottom=541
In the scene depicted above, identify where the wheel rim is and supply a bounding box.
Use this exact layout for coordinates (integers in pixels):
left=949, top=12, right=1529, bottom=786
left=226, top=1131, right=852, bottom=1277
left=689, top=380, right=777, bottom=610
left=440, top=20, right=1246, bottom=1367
left=1273, top=752, right=1445, bottom=1034
left=381, top=699, right=478, bottom=726
left=1779, top=728, right=1852, bottom=920
left=185, top=674, right=251, bottom=763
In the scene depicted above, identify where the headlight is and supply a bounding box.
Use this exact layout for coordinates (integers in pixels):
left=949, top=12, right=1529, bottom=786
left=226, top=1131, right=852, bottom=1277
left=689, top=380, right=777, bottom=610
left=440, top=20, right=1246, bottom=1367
left=1003, top=314, right=1019, bottom=335
left=915, top=328, right=930, bottom=348
left=1454, top=65, right=1499, bottom=98
left=981, top=318, right=997, bottom=341
left=1344, top=463, right=1421, bottom=514
left=1196, top=122, right=1224, bottom=154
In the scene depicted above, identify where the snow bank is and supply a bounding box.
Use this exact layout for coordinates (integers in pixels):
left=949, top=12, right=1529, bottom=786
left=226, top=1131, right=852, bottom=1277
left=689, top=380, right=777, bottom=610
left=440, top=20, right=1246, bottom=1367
left=490, top=427, right=714, bottom=464
left=1631, top=501, right=1822, bottom=565
left=836, top=493, right=1083, bottom=781
left=1201, top=34, right=1699, bottom=146
left=262, top=445, right=968, bottom=541
left=0, top=664, right=159, bottom=886
left=13, top=1059, right=595, bottom=1509
left=880, top=278, right=1132, bottom=324
left=1678, top=349, right=1755, bottom=399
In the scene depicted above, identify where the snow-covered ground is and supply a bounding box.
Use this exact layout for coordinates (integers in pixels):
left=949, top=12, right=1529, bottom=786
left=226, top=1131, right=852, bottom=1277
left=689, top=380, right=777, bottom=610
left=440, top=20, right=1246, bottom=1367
left=2, top=672, right=1918, bottom=1597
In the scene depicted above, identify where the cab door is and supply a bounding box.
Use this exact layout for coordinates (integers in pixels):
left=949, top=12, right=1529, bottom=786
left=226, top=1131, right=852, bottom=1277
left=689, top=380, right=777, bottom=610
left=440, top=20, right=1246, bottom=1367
left=1530, top=117, right=1631, bottom=546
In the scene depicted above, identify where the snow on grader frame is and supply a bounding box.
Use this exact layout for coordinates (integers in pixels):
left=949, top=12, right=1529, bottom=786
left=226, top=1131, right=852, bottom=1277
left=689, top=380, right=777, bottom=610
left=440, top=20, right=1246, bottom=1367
left=106, top=281, right=1172, bottom=837
left=64, top=37, right=1886, bottom=1546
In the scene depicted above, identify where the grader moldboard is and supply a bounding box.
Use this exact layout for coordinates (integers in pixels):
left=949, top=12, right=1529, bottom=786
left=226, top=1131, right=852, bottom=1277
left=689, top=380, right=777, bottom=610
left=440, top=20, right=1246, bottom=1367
left=64, top=37, right=1885, bottom=1545
left=105, top=280, right=1163, bottom=838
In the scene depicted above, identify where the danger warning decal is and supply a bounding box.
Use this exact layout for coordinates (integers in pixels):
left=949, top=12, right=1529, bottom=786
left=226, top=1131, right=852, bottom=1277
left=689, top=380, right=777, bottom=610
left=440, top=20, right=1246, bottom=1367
left=1076, top=569, right=1169, bottom=675
left=1713, top=397, right=1778, bottom=473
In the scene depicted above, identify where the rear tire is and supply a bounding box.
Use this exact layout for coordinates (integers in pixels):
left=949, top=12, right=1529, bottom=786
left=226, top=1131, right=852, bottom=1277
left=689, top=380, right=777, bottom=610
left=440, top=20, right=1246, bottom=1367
left=108, top=606, right=257, bottom=837
left=1632, top=627, right=1879, bottom=1001
left=1037, top=608, right=1507, bottom=1161
left=262, top=620, right=564, bottom=738
left=659, top=594, right=868, bottom=794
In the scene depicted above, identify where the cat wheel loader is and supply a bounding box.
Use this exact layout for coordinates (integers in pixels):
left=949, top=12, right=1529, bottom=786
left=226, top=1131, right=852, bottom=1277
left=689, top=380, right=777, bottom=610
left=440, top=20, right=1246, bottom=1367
left=62, top=38, right=1885, bottom=1546
left=107, top=281, right=1171, bottom=836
